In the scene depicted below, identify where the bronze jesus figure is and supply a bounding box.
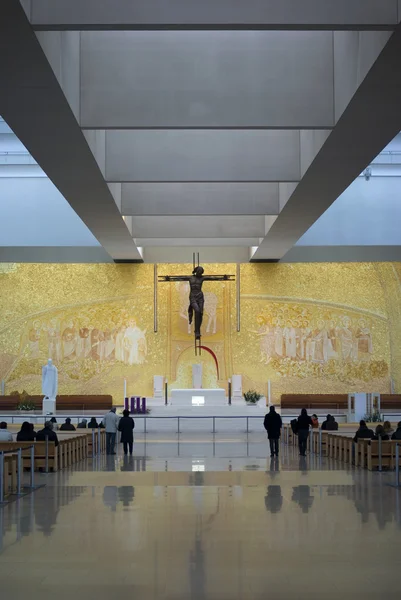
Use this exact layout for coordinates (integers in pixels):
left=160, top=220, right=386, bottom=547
left=159, top=266, right=234, bottom=339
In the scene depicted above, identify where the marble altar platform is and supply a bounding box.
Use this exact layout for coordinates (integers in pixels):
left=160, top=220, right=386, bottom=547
left=170, top=388, right=226, bottom=406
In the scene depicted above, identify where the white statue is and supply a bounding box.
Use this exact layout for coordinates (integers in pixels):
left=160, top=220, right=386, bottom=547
left=42, top=358, right=58, bottom=414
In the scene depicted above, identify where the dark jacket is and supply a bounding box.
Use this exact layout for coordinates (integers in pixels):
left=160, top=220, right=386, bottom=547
left=391, top=428, right=401, bottom=440
left=16, top=430, right=35, bottom=442
left=60, top=423, right=76, bottom=431
left=326, top=420, right=339, bottom=431
left=297, top=414, right=313, bottom=431
left=36, top=427, right=59, bottom=447
left=264, top=412, right=283, bottom=439
left=373, top=433, right=389, bottom=441
left=118, top=416, right=135, bottom=443
left=353, top=427, right=374, bottom=443
left=88, top=419, right=99, bottom=429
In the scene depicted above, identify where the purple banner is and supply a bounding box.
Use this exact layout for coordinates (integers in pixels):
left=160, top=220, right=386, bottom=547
left=142, top=397, right=146, bottom=413
left=136, top=397, right=141, bottom=413
left=130, top=397, right=135, bottom=412
left=124, top=397, right=129, bottom=411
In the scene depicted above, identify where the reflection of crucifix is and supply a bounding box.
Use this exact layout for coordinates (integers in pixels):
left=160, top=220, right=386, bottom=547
left=158, top=253, right=234, bottom=354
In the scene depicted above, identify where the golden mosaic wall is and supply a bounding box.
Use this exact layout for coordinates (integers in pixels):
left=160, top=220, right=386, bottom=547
left=0, top=262, right=398, bottom=404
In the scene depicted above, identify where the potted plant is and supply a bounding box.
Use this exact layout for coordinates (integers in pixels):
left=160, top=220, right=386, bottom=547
left=244, top=390, right=262, bottom=405
left=16, top=400, right=36, bottom=412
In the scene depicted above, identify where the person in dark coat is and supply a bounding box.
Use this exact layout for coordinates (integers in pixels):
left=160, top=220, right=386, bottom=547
left=321, top=415, right=331, bottom=431
left=373, top=424, right=389, bottom=441
left=60, top=418, right=76, bottom=431
left=17, top=421, right=36, bottom=442
left=391, top=421, right=401, bottom=440
left=264, top=406, right=283, bottom=457
left=118, top=409, right=135, bottom=455
left=88, top=417, right=99, bottom=429
left=297, top=408, right=313, bottom=456
left=326, top=415, right=339, bottom=431
left=36, top=421, right=59, bottom=447
left=353, top=420, right=374, bottom=443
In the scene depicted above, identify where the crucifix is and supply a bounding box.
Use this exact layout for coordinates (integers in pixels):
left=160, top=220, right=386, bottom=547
left=158, top=253, right=235, bottom=355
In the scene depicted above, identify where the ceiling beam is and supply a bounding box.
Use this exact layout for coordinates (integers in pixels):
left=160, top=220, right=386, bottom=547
left=0, top=0, right=141, bottom=261
left=254, top=23, right=401, bottom=260
left=28, top=0, right=398, bottom=31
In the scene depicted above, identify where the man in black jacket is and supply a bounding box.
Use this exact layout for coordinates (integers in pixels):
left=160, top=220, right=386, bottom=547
left=36, top=421, right=59, bottom=447
left=264, top=406, right=283, bottom=457
left=391, top=421, right=401, bottom=440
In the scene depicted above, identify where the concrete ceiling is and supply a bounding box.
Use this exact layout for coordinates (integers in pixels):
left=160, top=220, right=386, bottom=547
left=1, top=1, right=401, bottom=263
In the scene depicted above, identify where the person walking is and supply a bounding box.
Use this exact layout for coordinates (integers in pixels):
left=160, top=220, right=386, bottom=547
left=263, top=406, right=282, bottom=457
left=297, top=408, right=313, bottom=456
left=118, top=409, right=135, bottom=456
left=104, top=407, right=119, bottom=455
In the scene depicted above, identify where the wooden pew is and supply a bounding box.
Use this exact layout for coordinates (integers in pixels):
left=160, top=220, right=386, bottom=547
left=367, top=440, right=397, bottom=471
left=380, top=394, right=401, bottom=412
left=281, top=394, right=348, bottom=411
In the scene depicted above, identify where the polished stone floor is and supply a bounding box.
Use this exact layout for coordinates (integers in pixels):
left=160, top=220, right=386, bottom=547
left=1, top=433, right=401, bottom=599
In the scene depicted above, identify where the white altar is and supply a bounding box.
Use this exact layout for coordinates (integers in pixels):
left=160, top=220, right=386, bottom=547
left=170, top=388, right=226, bottom=407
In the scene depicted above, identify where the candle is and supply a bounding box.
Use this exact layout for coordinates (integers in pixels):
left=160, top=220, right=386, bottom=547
left=268, top=380, right=271, bottom=405
left=124, top=379, right=127, bottom=399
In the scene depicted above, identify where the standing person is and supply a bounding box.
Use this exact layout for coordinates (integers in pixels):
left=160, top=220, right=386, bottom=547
left=104, top=407, right=119, bottom=455
left=0, top=422, right=13, bottom=441
left=263, top=406, right=282, bottom=457
left=297, top=408, right=313, bottom=456
left=118, top=409, right=135, bottom=456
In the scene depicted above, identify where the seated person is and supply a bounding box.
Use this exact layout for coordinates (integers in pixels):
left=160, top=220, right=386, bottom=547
left=391, top=421, right=401, bottom=440
left=17, top=421, right=36, bottom=441
left=326, top=415, right=339, bottom=431
left=36, top=421, right=59, bottom=447
left=60, top=417, right=76, bottom=431
left=373, top=424, right=389, bottom=440
left=311, top=414, right=319, bottom=429
left=0, top=421, right=13, bottom=441
left=353, top=420, right=375, bottom=443
left=77, top=419, right=87, bottom=429
left=50, top=417, right=58, bottom=430
left=383, top=420, right=394, bottom=437
left=98, top=420, right=105, bottom=429
left=321, top=415, right=331, bottom=431
left=88, top=417, right=99, bottom=429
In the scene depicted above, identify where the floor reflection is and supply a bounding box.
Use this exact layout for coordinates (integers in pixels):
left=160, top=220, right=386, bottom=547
left=103, top=486, right=135, bottom=511
left=1, top=437, right=401, bottom=598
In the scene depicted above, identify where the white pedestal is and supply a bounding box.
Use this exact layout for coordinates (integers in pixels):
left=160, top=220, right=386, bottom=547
left=170, top=388, right=226, bottom=407
left=232, top=375, right=242, bottom=399
left=43, top=397, right=56, bottom=414
left=153, top=376, right=164, bottom=398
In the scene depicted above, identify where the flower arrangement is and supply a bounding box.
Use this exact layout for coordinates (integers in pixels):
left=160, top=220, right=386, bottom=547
left=16, top=400, right=36, bottom=411
left=244, top=390, right=262, bottom=404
